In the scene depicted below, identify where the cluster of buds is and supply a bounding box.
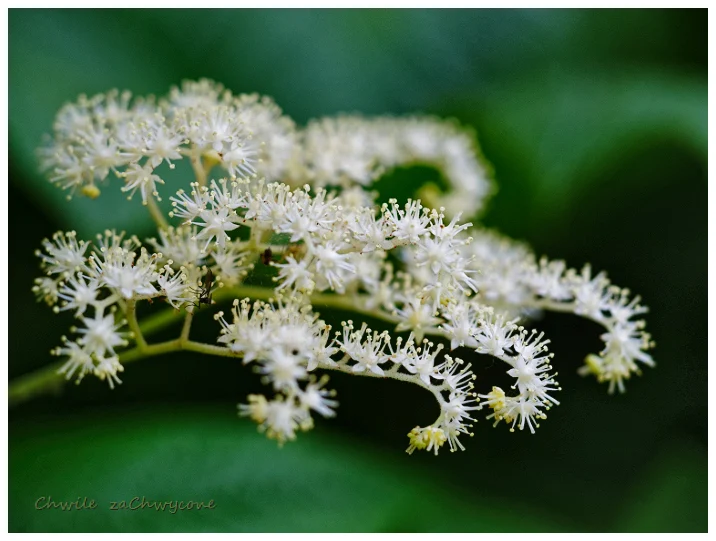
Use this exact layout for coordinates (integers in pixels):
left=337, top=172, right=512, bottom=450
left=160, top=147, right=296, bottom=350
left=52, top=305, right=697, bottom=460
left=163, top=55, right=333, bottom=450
left=31, top=79, right=654, bottom=454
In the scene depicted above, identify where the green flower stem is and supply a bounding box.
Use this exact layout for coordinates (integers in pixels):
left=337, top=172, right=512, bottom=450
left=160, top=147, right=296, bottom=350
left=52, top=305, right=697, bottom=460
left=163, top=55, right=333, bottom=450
left=144, top=193, right=169, bottom=231
left=8, top=360, right=67, bottom=406
left=120, top=338, right=243, bottom=363
left=9, top=337, right=243, bottom=407
left=8, top=284, right=450, bottom=407
left=138, top=285, right=404, bottom=339
left=319, top=358, right=446, bottom=410
left=126, top=299, right=147, bottom=349
left=180, top=310, right=194, bottom=342
left=139, top=306, right=186, bottom=337
left=189, top=147, right=208, bottom=188
left=138, top=283, right=451, bottom=342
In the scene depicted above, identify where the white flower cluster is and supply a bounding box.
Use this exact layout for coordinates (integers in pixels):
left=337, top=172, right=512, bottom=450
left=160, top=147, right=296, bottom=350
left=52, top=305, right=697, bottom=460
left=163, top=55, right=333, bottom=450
left=299, top=115, right=492, bottom=216
left=38, top=80, right=296, bottom=202
left=32, top=80, right=654, bottom=455
left=218, top=299, right=338, bottom=445
left=33, top=230, right=144, bottom=387
left=32, top=227, right=251, bottom=387
left=39, top=79, right=491, bottom=217
left=463, top=230, right=655, bottom=393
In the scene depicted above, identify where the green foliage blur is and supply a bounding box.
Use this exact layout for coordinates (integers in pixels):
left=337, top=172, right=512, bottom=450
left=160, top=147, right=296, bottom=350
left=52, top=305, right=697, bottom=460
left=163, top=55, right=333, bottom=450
left=9, top=8, right=707, bottom=533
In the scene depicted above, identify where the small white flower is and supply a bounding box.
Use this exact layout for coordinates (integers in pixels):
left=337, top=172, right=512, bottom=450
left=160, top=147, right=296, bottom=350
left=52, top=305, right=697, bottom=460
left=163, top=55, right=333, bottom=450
left=403, top=340, right=444, bottom=386
left=274, top=255, right=315, bottom=294
left=259, top=349, right=308, bottom=391
left=142, top=122, right=184, bottom=168
left=442, top=389, right=480, bottom=425
left=54, top=339, right=95, bottom=383
left=94, top=248, right=159, bottom=299
left=156, top=267, right=192, bottom=309
left=36, top=231, right=89, bottom=276
left=441, top=302, right=480, bottom=350
left=307, top=325, right=339, bottom=371
left=76, top=313, right=127, bottom=358
left=56, top=273, right=102, bottom=316
left=251, top=396, right=306, bottom=446
left=479, top=387, right=546, bottom=434
left=529, top=258, right=572, bottom=301
left=32, top=276, right=60, bottom=306
left=474, top=314, right=518, bottom=358
left=440, top=418, right=472, bottom=453
left=119, top=161, right=165, bottom=203
left=277, top=189, right=334, bottom=242
left=339, top=322, right=389, bottom=376
left=299, top=377, right=338, bottom=418
left=149, top=225, right=204, bottom=268
left=216, top=300, right=272, bottom=361
left=170, top=184, right=210, bottom=222
left=94, top=355, right=124, bottom=389
left=312, top=242, right=355, bottom=293
left=192, top=206, right=240, bottom=251
left=221, top=140, right=259, bottom=179
left=394, top=297, right=442, bottom=341
left=406, top=426, right=447, bottom=456
left=439, top=356, right=476, bottom=394
left=572, top=265, right=611, bottom=321
left=601, top=321, right=654, bottom=369
left=385, top=199, right=430, bottom=244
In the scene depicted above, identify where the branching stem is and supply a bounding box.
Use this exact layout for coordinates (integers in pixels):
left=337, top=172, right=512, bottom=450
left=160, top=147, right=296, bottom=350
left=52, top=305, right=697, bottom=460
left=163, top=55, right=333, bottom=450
left=190, top=148, right=208, bottom=188
left=126, top=299, right=147, bottom=349
left=180, top=310, right=194, bottom=344
left=144, top=193, right=169, bottom=231
left=10, top=277, right=456, bottom=408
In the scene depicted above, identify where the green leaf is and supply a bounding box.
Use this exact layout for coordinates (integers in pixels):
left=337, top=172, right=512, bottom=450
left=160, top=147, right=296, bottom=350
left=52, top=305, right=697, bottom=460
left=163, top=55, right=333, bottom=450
left=614, top=442, right=707, bottom=533
left=10, top=404, right=571, bottom=532
left=460, top=70, right=706, bottom=231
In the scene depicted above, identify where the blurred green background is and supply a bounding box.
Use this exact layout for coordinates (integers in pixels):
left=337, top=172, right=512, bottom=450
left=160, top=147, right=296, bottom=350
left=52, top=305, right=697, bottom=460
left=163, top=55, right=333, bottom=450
left=8, top=8, right=707, bottom=533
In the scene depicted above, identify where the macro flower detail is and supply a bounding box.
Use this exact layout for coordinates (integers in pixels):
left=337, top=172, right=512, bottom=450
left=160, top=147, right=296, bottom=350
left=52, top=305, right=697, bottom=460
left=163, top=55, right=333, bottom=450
left=25, top=79, right=655, bottom=455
